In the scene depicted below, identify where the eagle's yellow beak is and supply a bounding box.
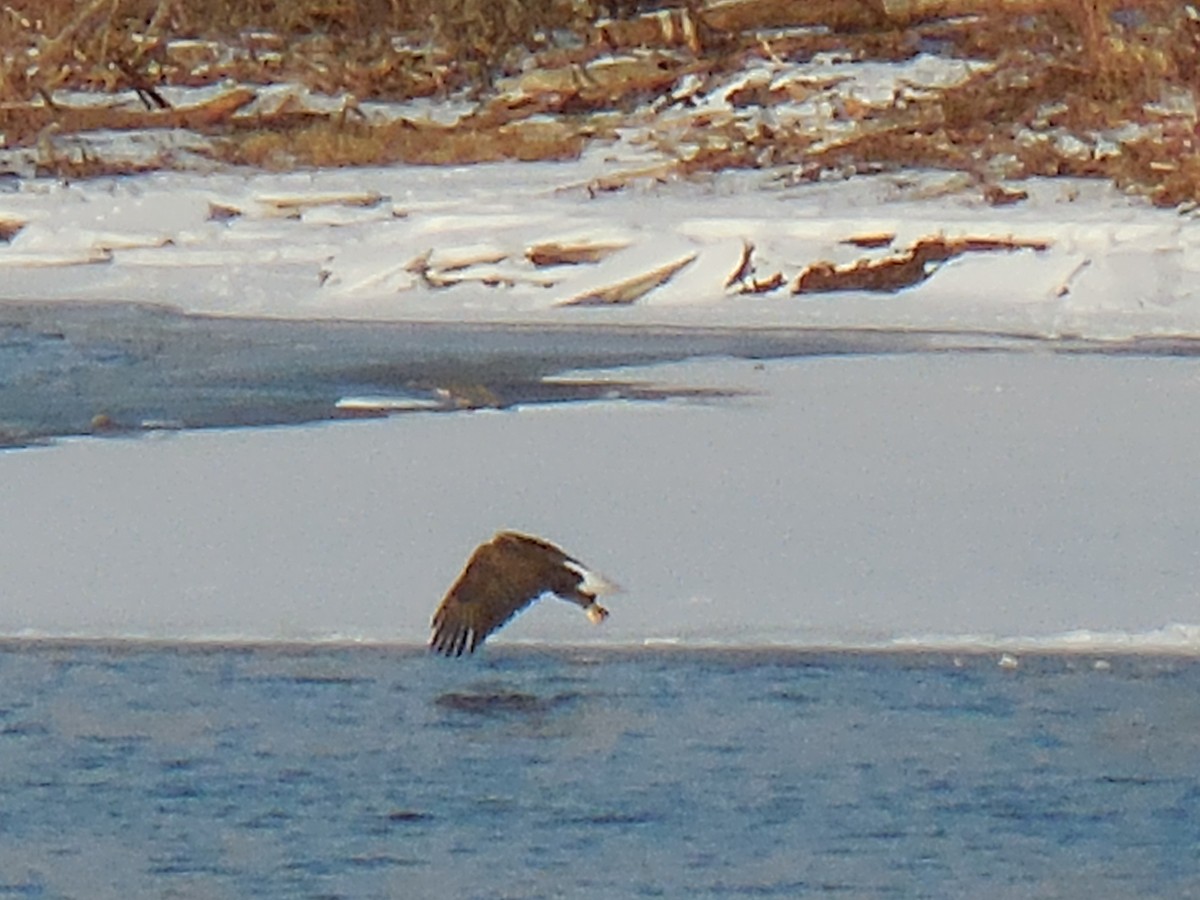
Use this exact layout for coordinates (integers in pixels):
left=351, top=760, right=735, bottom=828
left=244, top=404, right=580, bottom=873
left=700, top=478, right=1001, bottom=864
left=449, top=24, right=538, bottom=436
left=585, top=604, right=609, bottom=625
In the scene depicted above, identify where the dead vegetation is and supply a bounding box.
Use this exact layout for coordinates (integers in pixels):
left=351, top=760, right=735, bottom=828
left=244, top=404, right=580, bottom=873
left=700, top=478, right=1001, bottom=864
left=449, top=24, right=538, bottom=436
left=0, top=0, right=1196, bottom=205
left=794, top=235, right=1052, bottom=294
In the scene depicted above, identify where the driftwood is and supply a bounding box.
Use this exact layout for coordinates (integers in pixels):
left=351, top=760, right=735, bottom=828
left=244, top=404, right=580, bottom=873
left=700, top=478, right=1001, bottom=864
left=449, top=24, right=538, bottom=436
left=795, top=235, right=1051, bottom=294
left=559, top=253, right=697, bottom=306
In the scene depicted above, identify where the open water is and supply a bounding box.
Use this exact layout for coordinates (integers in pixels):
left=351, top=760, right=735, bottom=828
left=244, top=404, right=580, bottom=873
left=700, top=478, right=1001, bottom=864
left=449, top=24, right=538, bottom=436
left=2, top=641, right=1198, bottom=898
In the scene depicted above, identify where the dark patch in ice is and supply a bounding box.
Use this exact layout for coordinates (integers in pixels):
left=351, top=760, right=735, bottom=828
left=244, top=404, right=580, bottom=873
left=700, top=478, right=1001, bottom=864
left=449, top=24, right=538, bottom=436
left=1, top=299, right=1176, bottom=449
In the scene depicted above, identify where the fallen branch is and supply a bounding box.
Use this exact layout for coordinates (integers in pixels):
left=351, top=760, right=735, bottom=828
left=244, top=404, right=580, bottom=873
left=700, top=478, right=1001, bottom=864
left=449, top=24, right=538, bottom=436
left=795, top=235, right=1051, bottom=294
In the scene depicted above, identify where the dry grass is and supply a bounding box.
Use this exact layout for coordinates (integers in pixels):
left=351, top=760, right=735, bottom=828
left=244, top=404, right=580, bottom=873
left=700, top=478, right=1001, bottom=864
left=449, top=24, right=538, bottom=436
left=0, top=0, right=1197, bottom=205
left=0, top=0, right=602, bottom=96
left=222, top=115, right=587, bottom=168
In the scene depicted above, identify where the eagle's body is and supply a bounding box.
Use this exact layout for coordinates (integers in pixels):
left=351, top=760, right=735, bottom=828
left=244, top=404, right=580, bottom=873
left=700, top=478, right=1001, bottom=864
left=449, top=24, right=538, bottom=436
left=430, top=531, right=617, bottom=656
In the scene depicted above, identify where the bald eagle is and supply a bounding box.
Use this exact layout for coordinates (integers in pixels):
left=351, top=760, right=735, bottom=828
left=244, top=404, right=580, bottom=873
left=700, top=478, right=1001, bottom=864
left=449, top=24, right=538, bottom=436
left=430, top=531, right=617, bottom=656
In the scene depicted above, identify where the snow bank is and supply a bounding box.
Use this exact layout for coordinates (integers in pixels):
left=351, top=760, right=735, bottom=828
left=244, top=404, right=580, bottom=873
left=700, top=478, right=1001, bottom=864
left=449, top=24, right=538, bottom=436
left=0, top=153, right=1196, bottom=338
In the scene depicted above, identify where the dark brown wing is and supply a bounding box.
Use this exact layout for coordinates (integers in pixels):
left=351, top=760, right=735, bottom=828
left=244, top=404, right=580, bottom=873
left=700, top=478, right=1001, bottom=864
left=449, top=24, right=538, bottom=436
left=430, top=533, right=586, bottom=656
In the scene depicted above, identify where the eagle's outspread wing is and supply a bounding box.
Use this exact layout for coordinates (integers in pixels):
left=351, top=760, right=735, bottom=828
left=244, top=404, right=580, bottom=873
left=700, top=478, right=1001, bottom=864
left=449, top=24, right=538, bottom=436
left=430, top=531, right=617, bottom=656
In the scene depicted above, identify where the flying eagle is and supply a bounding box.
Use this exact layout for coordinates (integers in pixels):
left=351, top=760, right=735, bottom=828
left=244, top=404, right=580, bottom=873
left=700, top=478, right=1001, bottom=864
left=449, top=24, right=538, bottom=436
left=430, top=531, right=618, bottom=656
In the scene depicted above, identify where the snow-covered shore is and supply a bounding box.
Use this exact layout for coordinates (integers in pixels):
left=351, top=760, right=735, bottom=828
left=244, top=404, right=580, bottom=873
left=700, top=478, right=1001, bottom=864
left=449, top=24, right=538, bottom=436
left=1, top=158, right=1196, bottom=339
left=4, top=352, right=1200, bottom=650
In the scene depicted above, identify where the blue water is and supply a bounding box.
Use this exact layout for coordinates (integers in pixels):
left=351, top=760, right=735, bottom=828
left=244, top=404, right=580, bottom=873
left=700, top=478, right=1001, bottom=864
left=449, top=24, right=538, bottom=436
left=2, top=642, right=1198, bottom=898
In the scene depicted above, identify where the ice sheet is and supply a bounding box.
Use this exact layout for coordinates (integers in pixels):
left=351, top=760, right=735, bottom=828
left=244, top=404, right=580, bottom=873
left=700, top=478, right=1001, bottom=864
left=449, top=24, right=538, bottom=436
left=3, top=353, right=1199, bottom=647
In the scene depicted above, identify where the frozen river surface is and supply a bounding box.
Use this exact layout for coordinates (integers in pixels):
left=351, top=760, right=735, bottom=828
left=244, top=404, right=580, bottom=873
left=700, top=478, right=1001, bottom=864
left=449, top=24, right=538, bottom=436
left=1, top=304, right=1199, bottom=647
